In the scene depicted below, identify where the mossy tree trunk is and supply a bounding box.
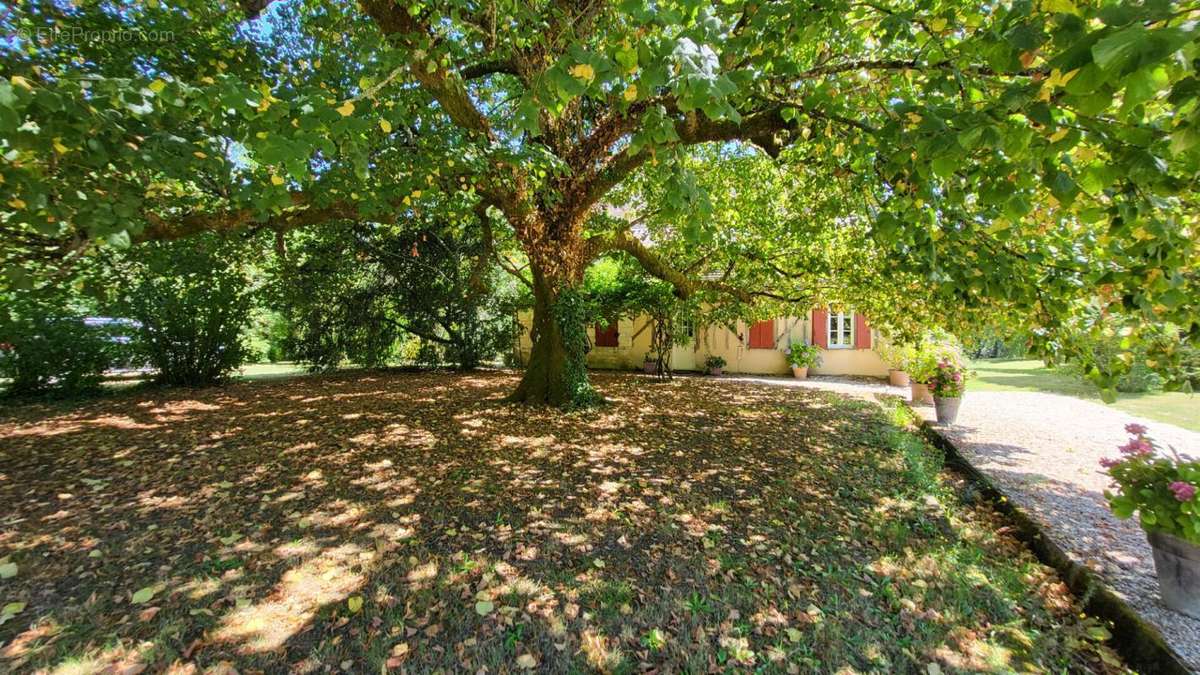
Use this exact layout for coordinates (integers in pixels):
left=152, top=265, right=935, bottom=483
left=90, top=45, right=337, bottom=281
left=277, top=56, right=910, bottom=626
left=506, top=221, right=599, bottom=407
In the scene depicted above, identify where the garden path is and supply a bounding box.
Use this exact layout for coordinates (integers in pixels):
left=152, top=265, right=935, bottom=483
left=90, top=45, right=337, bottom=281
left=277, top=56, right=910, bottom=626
left=726, top=372, right=1200, bottom=670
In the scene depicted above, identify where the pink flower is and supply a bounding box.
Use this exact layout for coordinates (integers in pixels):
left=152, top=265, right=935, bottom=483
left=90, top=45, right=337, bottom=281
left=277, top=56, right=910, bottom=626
left=1124, top=423, right=1148, bottom=436
left=1170, top=481, right=1197, bottom=502
left=1100, top=457, right=1122, bottom=469
left=1118, top=438, right=1153, bottom=456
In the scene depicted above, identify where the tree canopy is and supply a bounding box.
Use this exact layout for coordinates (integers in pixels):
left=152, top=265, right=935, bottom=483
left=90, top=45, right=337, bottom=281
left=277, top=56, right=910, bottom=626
left=2, top=0, right=1197, bottom=404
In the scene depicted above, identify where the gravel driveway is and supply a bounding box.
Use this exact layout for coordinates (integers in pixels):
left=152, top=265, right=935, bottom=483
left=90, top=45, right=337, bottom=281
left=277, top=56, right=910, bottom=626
left=726, top=374, right=1200, bottom=671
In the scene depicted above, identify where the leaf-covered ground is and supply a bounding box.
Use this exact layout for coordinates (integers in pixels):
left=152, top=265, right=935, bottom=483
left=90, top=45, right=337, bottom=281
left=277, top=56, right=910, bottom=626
left=0, top=371, right=1127, bottom=673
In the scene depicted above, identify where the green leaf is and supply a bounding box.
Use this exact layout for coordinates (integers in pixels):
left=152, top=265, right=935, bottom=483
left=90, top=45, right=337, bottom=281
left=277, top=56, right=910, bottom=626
left=931, top=156, right=958, bottom=178
left=106, top=231, right=132, bottom=250
left=0, top=602, right=25, bottom=625
left=1092, top=25, right=1145, bottom=74
left=475, top=600, right=494, bottom=615
left=347, top=595, right=363, bottom=613
left=0, top=562, right=16, bottom=579
left=131, top=586, right=156, bottom=604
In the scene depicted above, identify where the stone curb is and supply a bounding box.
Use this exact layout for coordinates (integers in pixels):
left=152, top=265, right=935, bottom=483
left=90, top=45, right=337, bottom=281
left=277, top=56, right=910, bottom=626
left=912, top=410, right=1194, bottom=675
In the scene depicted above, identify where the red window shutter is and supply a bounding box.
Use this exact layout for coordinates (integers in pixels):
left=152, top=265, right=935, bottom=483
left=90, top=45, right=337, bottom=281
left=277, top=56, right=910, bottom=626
left=853, top=314, right=871, bottom=350
left=748, top=319, right=774, bottom=349
left=811, top=309, right=828, bottom=348
left=594, top=322, right=619, bottom=347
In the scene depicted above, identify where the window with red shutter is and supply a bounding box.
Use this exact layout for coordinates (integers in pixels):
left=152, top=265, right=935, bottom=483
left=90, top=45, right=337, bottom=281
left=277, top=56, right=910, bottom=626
left=853, top=314, right=872, bottom=350
left=748, top=319, right=774, bottom=349
left=594, top=322, right=619, bottom=347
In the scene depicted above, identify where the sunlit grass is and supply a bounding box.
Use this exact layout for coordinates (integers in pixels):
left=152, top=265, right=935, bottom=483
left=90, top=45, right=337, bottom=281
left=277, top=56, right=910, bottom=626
left=969, top=358, right=1200, bottom=431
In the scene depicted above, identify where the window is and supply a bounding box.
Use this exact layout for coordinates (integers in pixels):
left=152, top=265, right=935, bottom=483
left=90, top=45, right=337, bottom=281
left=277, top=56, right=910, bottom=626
left=594, top=322, right=619, bottom=347
left=748, top=319, right=774, bottom=349
left=827, top=312, right=853, bottom=349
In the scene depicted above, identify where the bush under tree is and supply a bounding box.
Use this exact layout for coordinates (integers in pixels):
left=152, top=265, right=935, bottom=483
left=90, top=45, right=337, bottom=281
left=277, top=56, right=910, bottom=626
left=0, top=292, right=113, bottom=397
left=109, top=236, right=253, bottom=386
left=270, top=219, right=521, bottom=371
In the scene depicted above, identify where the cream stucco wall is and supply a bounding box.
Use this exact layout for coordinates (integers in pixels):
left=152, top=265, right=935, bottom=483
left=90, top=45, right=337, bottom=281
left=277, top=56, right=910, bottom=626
left=516, top=312, right=888, bottom=378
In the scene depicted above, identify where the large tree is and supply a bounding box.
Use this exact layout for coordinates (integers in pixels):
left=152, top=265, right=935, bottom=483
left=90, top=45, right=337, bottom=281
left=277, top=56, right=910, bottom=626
left=2, top=0, right=1198, bottom=404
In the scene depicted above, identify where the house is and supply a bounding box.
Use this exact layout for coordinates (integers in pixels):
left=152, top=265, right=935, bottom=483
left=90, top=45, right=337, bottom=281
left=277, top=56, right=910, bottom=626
left=516, top=308, right=888, bottom=377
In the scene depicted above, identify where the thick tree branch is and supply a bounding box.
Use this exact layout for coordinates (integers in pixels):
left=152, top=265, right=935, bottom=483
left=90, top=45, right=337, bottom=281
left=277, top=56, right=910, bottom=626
left=359, top=0, right=495, bottom=139
left=586, top=229, right=754, bottom=303
left=796, top=58, right=1043, bottom=79
left=138, top=192, right=368, bottom=243
left=359, top=1, right=543, bottom=247
left=460, top=59, right=520, bottom=80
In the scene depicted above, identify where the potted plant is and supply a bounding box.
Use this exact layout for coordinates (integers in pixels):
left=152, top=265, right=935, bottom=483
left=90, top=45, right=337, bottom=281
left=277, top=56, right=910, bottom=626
left=903, top=330, right=964, bottom=405
left=784, top=341, right=821, bottom=379
left=704, top=355, right=726, bottom=376
left=903, top=347, right=937, bottom=405
left=928, top=360, right=967, bottom=424
left=642, top=352, right=658, bottom=374
left=876, top=341, right=913, bottom=386
left=1103, top=424, right=1200, bottom=618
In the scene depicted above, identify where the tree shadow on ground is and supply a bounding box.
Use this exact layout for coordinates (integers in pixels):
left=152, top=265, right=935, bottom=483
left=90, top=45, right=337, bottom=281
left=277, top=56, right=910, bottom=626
left=0, top=372, right=1124, bottom=673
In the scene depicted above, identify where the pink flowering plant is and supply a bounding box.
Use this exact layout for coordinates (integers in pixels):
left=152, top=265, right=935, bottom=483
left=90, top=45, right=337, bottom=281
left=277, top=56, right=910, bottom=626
left=1103, top=424, right=1200, bottom=545
left=927, top=360, right=967, bottom=398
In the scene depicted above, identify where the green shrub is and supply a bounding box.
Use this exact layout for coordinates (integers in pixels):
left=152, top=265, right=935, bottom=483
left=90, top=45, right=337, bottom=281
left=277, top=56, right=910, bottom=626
left=902, top=329, right=965, bottom=383
left=112, top=237, right=253, bottom=386
left=964, top=326, right=1028, bottom=359
left=0, top=295, right=113, bottom=397
left=875, top=340, right=915, bottom=371
left=1059, top=335, right=1165, bottom=394
left=268, top=223, right=518, bottom=371
left=785, top=340, right=821, bottom=369
left=245, top=309, right=291, bottom=363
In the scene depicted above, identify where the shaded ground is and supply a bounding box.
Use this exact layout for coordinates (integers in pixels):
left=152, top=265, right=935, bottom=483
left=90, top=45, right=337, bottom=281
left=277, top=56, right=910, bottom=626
left=0, top=371, right=1126, bottom=673
left=968, top=359, right=1200, bottom=432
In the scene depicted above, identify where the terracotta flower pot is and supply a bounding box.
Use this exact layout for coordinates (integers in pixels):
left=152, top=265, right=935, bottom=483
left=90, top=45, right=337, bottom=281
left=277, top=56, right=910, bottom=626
left=1148, top=530, right=1200, bottom=619
left=933, top=395, right=961, bottom=424
left=888, top=369, right=910, bottom=387
left=910, top=382, right=934, bottom=405
left=791, top=366, right=808, bottom=379
left=707, top=367, right=723, bottom=376
left=643, top=361, right=658, bottom=374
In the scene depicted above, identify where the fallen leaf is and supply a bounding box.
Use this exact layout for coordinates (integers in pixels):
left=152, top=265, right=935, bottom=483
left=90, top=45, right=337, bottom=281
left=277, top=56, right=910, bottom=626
left=131, top=586, right=156, bottom=604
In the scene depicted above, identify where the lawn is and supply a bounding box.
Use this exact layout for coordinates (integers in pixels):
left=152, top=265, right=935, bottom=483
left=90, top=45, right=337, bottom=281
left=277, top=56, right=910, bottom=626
left=969, top=359, right=1200, bottom=432
left=0, top=372, right=1125, bottom=673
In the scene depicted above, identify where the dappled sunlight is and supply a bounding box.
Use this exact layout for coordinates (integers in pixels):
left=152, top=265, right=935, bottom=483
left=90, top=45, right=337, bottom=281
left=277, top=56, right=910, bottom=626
left=135, top=491, right=192, bottom=512
left=0, top=371, right=1127, bottom=672
left=144, top=400, right=224, bottom=417
left=350, top=423, right=437, bottom=449
left=215, top=542, right=371, bottom=653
